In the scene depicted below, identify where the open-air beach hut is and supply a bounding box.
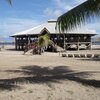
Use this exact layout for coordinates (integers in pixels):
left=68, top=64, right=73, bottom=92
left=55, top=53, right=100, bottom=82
left=11, top=19, right=96, bottom=51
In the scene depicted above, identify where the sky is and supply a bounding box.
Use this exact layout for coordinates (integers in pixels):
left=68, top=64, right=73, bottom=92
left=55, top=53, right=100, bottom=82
left=0, top=0, right=100, bottom=42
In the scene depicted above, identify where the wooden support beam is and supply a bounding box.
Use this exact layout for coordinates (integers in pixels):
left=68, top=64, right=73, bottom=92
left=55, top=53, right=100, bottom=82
left=77, top=42, right=79, bottom=51
left=18, top=37, right=20, bottom=50
left=15, top=37, right=17, bottom=50
left=63, top=34, right=66, bottom=50
left=77, top=35, right=79, bottom=51
left=20, top=37, right=23, bottom=50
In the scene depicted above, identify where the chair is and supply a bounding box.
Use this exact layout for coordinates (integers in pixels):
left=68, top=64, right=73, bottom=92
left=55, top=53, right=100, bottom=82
left=93, top=54, right=100, bottom=58
left=62, top=54, right=67, bottom=57
left=68, top=54, right=73, bottom=57
left=74, top=54, right=80, bottom=58
left=86, top=54, right=92, bottom=58
left=80, top=54, right=85, bottom=58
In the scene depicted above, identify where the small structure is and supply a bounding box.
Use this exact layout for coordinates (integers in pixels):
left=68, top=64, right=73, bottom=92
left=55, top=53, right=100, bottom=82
left=10, top=19, right=96, bottom=51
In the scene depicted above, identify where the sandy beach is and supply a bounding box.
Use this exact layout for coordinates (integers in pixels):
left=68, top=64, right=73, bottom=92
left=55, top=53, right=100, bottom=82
left=0, top=45, right=100, bottom=100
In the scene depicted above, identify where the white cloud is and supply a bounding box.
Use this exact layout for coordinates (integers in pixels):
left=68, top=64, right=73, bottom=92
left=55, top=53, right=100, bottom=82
left=0, top=17, right=40, bottom=41
left=75, top=0, right=87, bottom=4
left=86, top=22, right=100, bottom=34
left=44, top=0, right=87, bottom=18
left=44, top=8, right=62, bottom=18
left=44, top=0, right=86, bottom=18
left=44, top=8, right=53, bottom=16
left=74, top=21, right=100, bottom=35
left=54, top=10, right=62, bottom=17
left=0, top=18, right=40, bottom=35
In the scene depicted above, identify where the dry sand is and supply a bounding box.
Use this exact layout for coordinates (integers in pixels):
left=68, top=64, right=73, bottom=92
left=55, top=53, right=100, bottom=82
left=0, top=45, right=100, bottom=100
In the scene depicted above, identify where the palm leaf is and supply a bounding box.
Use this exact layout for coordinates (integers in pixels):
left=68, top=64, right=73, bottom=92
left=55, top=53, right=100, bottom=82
left=38, top=35, right=45, bottom=47
left=38, top=34, right=50, bottom=48
left=7, top=0, right=12, bottom=5
left=56, top=0, right=100, bottom=32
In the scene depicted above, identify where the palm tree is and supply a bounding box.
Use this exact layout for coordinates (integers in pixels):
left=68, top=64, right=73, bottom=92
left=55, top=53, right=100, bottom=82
left=7, top=0, right=12, bottom=5
left=56, top=0, right=100, bottom=32
left=38, top=34, right=54, bottom=54
left=24, top=34, right=54, bottom=55
left=38, top=34, right=50, bottom=48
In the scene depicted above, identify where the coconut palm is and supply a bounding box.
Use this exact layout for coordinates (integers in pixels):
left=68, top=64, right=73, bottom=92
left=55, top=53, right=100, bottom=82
left=56, top=0, right=100, bottom=32
left=7, top=0, right=12, bottom=5
left=24, top=34, right=54, bottom=55
left=38, top=34, right=50, bottom=48
left=38, top=34, right=54, bottom=54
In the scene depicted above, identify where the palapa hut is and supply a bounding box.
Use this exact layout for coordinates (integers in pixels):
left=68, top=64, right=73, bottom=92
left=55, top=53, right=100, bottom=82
left=11, top=19, right=96, bottom=51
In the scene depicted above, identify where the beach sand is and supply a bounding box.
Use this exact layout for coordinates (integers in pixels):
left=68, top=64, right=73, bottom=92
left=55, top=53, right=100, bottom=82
left=0, top=45, right=100, bottom=100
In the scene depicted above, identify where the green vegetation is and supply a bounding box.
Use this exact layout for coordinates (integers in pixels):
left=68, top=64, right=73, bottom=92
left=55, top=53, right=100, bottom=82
left=56, top=0, right=100, bottom=32
left=38, top=34, right=53, bottom=50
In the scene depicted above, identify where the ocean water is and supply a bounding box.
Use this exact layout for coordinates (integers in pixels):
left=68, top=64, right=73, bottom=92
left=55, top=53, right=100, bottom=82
left=0, top=42, right=100, bottom=46
left=0, top=43, right=14, bottom=45
left=92, top=42, right=100, bottom=45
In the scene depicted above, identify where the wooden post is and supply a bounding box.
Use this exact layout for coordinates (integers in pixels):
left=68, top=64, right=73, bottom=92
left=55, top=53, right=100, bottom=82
left=90, top=41, right=92, bottom=50
left=86, top=36, right=92, bottom=50
left=66, top=43, right=68, bottom=50
left=90, top=36, right=92, bottom=50
left=22, top=37, right=24, bottom=50
left=20, top=37, right=24, bottom=50
left=15, top=37, right=17, bottom=50
left=28, top=36, right=30, bottom=45
left=18, top=37, right=20, bottom=50
left=77, top=42, right=79, bottom=51
left=63, top=34, right=66, bottom=51
left=77, top=35, right=79, bottom=51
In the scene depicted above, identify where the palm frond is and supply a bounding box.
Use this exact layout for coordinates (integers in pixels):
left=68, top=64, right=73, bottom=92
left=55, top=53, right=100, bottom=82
left=7, top=0, right=12, bottom=5
left=38, top=35, right=45, bottom=47
left=56, top=0, right=100, bottom=32
left=38, top=34, right=50, bottom=48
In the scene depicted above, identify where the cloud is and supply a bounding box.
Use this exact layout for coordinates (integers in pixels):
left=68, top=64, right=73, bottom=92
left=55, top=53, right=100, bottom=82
left=53, top=0, right=86, bottom=10
left=75, top=0, right=87, bottom=4
left=0, top=18, right=40, bottom=34
left=44, top=8, right=62, bottom=18
left=0, top=17, right=40, bottom=41
left=86, top=22, right=100, bottom=35
left=44, top=0, right=87, bottom=19
left=74, top=21, right=100, bottom=35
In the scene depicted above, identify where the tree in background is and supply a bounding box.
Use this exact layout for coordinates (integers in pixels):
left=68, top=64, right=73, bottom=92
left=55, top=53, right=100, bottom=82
left=24, top=34, right=54, bottom=55
left=38, top=34, right=54, bottom=54
left=56, top=0, right=100, bottom=32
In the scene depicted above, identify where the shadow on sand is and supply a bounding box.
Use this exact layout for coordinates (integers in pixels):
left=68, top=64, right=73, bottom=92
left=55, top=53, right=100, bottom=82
left=79, top=58, right=100, bottom=62
left=6, top=48, right=23, bottom=51
left=0, top=65, right=100, bottom=91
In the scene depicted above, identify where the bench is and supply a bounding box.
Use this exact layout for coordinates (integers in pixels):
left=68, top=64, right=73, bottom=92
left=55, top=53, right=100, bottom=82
left=80, top=54, right=85, bottom=58
left=62, top=54, right=67, bottom=57
left=74, top=54, right=80, bottom=58
left=68, top=54, right=73, bottom=57
left=86, top=54, right=92, bottom=58
left=93, top=54, right=100, bottom=58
